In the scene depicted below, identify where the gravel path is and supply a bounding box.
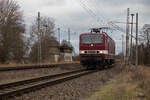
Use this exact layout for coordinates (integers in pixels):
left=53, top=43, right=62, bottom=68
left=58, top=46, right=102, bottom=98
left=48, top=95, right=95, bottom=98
left=10, top=63, right=121, bottom=100
left=0, top=64, right=82, bottom=84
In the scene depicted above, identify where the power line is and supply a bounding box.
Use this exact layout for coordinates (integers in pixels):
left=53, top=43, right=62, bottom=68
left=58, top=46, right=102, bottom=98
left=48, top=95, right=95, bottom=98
left=79, top=0, right=127, bottom=34
left=79, top=0, right=105, bottom=27
left=79, top=0, right=142, bottom=48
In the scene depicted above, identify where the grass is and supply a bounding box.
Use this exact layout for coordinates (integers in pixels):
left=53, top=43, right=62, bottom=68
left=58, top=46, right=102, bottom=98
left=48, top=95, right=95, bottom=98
left=84, top=76, right=137, bottom=100
left=84, top=65, right=150, bottom=100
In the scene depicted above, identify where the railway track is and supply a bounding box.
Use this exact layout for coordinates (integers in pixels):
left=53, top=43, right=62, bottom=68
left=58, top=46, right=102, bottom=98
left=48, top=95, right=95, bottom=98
left=0, top=69, right=97, bottom=99
left=0, top=64, right=56, bottom=71
left=0, top=63, right=79, bottom=71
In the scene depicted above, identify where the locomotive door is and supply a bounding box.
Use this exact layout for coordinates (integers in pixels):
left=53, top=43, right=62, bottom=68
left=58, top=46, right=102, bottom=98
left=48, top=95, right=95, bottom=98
left=108, top=41, right=110, bottom=59
left=108, top=37, right=111, bottom=59
left=106, top=36, right=109, bottom=59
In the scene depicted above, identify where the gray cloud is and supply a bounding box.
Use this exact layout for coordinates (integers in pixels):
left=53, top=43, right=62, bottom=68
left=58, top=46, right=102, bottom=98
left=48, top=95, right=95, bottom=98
left=90, top=0, right=150, bottom=7
left=40, top=0, right=67, bottom=7
left=16, top=0, right=150, bottom=54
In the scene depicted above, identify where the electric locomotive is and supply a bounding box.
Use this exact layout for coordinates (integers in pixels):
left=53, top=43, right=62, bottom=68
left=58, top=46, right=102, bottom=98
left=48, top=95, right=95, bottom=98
left=79, top=28, right=115, bottom=69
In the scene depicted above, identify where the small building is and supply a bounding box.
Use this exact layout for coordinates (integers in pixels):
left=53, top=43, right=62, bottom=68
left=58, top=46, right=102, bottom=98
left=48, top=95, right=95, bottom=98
left=47, top=37, right=60, bottom=63
left=47, top=39, right=73, bottom=62
left=59, top=40, right=73, bottom=62
left=48, top=46, right=59, bottom=62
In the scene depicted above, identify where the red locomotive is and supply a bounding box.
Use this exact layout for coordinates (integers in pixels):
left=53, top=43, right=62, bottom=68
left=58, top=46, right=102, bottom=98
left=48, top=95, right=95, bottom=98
left=79, top=28, right=115, bottom=69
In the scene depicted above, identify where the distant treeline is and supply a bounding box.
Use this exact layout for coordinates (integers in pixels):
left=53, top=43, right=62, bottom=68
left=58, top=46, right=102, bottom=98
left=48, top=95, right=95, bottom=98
left=0, top=0, right=58, bottom=64
left=118, top=24, right=150, bottom=65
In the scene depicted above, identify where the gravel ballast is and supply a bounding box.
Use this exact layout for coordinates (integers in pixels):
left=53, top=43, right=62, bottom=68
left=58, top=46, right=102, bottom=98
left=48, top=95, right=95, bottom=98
left=9, top=63, right=122, bottom=100
left=0, top=64, right=82, bottom=84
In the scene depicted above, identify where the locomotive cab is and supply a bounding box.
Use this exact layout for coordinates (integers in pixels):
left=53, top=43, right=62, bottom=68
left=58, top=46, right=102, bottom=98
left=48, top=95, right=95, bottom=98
left=79, top=28, right=115, bottom=68
left=80, top=33, right=105, bottom=66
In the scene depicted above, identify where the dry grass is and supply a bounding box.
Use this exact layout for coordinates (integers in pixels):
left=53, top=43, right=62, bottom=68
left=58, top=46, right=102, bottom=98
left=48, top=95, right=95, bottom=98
left=84, top=65, right=150, bottom=100
left=130, top=67, right=150, bottom=100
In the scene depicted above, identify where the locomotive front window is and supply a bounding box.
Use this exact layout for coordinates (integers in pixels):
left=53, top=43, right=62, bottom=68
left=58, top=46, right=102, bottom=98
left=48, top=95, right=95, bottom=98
left=81, top=35, right=103, bottom=44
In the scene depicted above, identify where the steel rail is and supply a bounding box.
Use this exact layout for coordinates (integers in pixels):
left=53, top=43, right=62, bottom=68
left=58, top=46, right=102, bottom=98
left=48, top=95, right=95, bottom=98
left=0, top=69, right=97, bottom=99
left=0, top=63, right=79, bottom=71
left=0, top=65, right=56, bottom=71
left=0, top=69, right=85, bottom=89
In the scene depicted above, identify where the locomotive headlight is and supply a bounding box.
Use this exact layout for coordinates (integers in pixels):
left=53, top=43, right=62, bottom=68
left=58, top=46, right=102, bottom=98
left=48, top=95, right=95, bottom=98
left=99, top=50, right=103, bottom=54
left=80, top=50, right=85, bottom=54
left=98, top=50, right=108, bottom=54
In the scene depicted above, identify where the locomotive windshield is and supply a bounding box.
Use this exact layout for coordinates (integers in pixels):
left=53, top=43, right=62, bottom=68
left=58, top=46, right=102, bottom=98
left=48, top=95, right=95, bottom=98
left=81, top=35, right=103, bottom=44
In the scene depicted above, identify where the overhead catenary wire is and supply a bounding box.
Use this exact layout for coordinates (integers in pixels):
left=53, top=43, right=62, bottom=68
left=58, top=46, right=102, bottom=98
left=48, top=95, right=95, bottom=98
left=79, top=0, right=105, bottom=27
left=78, top=0, right=145, bottom=45
left=79, top=0, right=127, bottom=34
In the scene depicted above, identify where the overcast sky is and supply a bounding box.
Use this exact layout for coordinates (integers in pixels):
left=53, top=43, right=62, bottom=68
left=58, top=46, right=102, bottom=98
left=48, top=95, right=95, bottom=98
left=16, top=0, right=150, bottom=54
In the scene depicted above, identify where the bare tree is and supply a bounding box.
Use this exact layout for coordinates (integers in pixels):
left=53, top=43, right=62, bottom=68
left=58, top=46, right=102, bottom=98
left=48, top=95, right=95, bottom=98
left=131, top=24, right=150, bottom=65
left=142, top=24, right=150, bottom=46
left=29, top=16, right=58, bottom=62
left=29, top=17, right=55, bottom=44
left=142, top=24, right=150, bottom=64
left=0, top=0, right=25, bottom=63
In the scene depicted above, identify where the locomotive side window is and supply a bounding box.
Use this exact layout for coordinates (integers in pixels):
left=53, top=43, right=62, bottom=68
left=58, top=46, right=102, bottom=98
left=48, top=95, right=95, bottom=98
left=81, top=35, right=103, bottom=44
